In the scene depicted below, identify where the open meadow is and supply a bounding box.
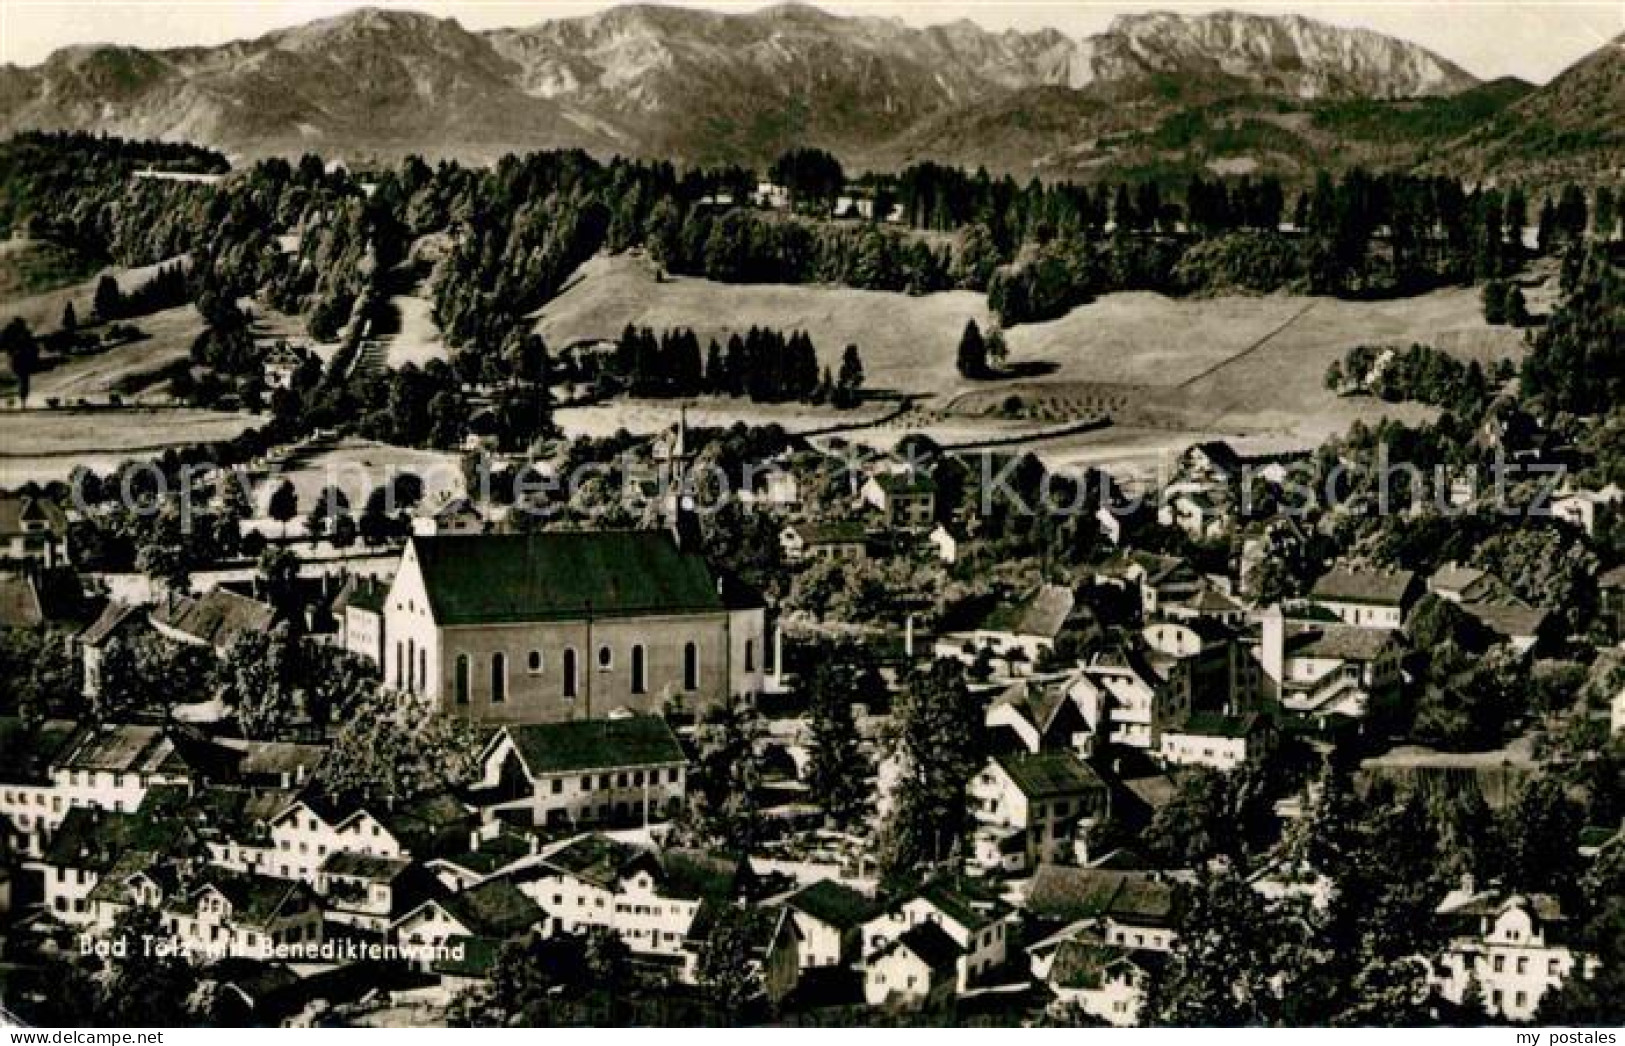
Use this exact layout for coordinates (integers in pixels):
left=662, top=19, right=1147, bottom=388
left=0, top=408, right=258, bottom=486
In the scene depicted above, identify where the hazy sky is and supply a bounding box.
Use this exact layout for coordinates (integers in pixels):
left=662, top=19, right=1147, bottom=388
left=0, top=1, right=1619, bottom=83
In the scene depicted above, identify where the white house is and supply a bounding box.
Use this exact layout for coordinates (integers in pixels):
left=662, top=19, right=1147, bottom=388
left=935, top=584, right=1075, bottom=676
left=1308, top=567, right=1419, bottom=629
left=966, top=751, right=1109, bottom=875
left=863, top=921, right=961, bottom=1008
left=392, top=879, right=544, bottom=970
left=469, top=716, right=686, bottom=829
left=1549, top=484, right=1623, bottom=536
left=860, top=884, right=1011, bottom=992
left=1158, top=711, right=1273, bottom=772
left=1433, top=885, right=1599, bottom=1022
left=780, top=878, right=876, bottom=969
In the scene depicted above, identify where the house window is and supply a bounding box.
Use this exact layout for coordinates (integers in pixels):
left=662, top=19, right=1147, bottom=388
left=684, top=642, right=699, bottom=690
left=419, top=648, right=427, bottom=691
left=491, top=652, right=507, bottom=703
left=528, top=650, right=543, bottom=674
left=454, top=655, right=470, bottom=705
left=745, top=639, right=755, bottom=672
left=632, top=645, right=647, bottom=694
left=395, top=642, right=404, bottom=687
left=598, top=645, right=613, bottom=670
left=563, top=648, right=578, bottom=699
left=406, top=639, right=416, bottom=693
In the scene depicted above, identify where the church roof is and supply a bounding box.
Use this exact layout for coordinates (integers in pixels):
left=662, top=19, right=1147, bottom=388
left=409, top=531, right=733, bottom=625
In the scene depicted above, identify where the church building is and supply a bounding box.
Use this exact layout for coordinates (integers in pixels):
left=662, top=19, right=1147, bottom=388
left=382, top=528, right=766, bottom=723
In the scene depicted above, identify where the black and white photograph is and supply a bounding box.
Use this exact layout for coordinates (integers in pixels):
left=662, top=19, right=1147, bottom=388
left=0, top=0, right=1620, bottom=1031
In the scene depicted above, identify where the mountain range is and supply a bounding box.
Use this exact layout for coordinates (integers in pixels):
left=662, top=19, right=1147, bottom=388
left=0, top=3, right=1618, bottom=184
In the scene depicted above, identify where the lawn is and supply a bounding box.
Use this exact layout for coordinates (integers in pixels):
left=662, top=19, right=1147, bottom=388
left=249, top=438, right=465, bottom=519
left=24, top=305, right=206, bottom=405
left=533, top=253, right=992, bottom=398
left=0, top=408, right=258, bottom=486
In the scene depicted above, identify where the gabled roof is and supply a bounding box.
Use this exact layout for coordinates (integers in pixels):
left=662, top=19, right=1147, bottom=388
left=886, top=921, right=962, bottom=972
left=1290, top=624, right=1400, bottom=662
left=52, top=723, right=232, bottom=778
left=78, top=600, right=145, bottom=646
left=151, top=587, right=277, bottom=648
left=430, top=879, right=544, bottom=939
left=1167, top=711, right=1265, bottom=740
left=0, top=494, right=67, bottom=537
left=783, top=879, right=879, bottom=931
left=0, top=574, right=45, bottom=629
left=980, top=584, right=1075, bottom=641
left=502, top=716, right=685, bottom=777
left=1310, top=567, right=1417, bottom=607
left=331, top=575, right=387, bottom=615
left=992, top=751, right=1106, bottom=801
left=43, top=808, right=187, bottom=872
left=0, top=716, right=78, bottom=784
left=1026, top=865, right=1182, bottom=927
left=787, top=522, right=866, bottom=546
left=407, top=531, right=739, bottom=625
left=321, top=851, right=413, bottom=882
left=1460, top=601, right=1550, bottom=642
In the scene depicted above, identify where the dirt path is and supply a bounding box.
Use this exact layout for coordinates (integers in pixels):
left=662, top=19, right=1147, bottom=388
left=1175, top=298, right=1320, bottom=389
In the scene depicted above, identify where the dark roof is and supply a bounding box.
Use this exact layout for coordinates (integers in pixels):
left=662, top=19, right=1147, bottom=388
left=505, top=716, right=685, bottom=777
left=789, top=522, right=866, bottom=546
left=437, top=879, right=544, bottom=938
left=178, top=872, right=313, bottom=929
left=432, top=935, right=507, bottom=978
left=659, top=849, right=748, bottom=902
left=870, top=471, right=935, bottom=496
left=408, top=531, right=739, bottom=626
left=1026, top=866, right=1182, bottom=927
left=891, top=921, right=962, bottom=971
left=538, top=834, right=647, bottom=891
left=783, top=879, right=879, bottom=930
left=1291, top=624, right=1399, bottom=662
left=0, top=494, right=66, bottom=537
left=1310, top=567, right=1417, bottom=607
left=332, top=575, right=387, bottom=615
left=0, top=575, right=45, bottom=628
left=78, top=600, right=145, bottom=646
left=1168, top=711, right=1265, bottom=740
left=1461, top=601, right=1549, bottom=641
left=321, top=851, right=413, bottom=881
left=993, top=751, right=1106, bottom=801
left=44, top=808, right=186, bottom=872
left=151, top=587, right=277, bottom=648
left=980, top=584, right=1075, bottom=640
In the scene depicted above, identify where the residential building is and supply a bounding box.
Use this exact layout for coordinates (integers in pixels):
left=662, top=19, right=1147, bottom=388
left=983, top=677, right=1093, bottom=757
left=150, top=586, right=278, bottom=656
left=1308, top=567, right=1420, bottom=629
left=1256, top=607, right=1404, bottom=722
left=0, top=717, right=80, bottom=857
left=780, top=878, right=877, bottom=969
left=1024, top=865, right=1183, bottom=954
left=392, top=879, right=544, bottom=970
left=383, top=531, right=766, bottom=723
left=779, top=522, right=867, bottom=565
left=1041, top=940, right=1156, bottom=1026
left=935, top=584, right=1075, bottom=676
left=411, top=496, right=485, bottom=537
left=966, top=751, right=1109, bottom=874
left=1433, top=886, right=1599, bottom=1022
left=860, top=471, right=936, bottom=529
left=0, top=494, right=69, bottom=569
left=1158, top=711, right=1274, bottom=771
left=469, top=715, right=687, bottom=829
left=1549, top=484, right=1622, bottom=536
left=75, top=601, right=147, bottom=698
left=863, top=921, right=960, bottom=1008
left=1094, top=552, right=1203, bottom=617
left=1067, top=648, right=1192, bottom=754
left=860, top=884, right=1011, bottom=992
left=332, top=575, right=387, bottom=665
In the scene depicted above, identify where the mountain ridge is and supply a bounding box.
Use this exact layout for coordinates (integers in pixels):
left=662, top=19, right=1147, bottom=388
left=0, top=2, right=1609, bottom=183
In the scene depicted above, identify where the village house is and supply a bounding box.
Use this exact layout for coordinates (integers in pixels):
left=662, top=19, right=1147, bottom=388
left=1094, top=552, right=1204, bottom=617
left=50, top=722, right=234, bottom=818
left=1549, top=483, right=1623, bottom=536
left=860, top=884, right=1011, bottom=993
left=383, top=531, right=766, bottom=723
left=150, top=586, right=279, bottom=656
left=1428, top=562, right=1511, bottom=605
left=392, top=878, right=544, bottom=971
left=75, top=601, right=147, bottom=698
left=33, top=807, right=184, bottom=923
left=1256, top=607, right=1404, bottom=722
left=515, top=834, right=749, bottom=968
left=863, top=921, right=961, bottom=1008
left=0, top=493, right=69, bottom=569
left=1158, top=482, right=1233, bottom=540
left=331, top=574, right=387, bottom=665
left=1041, top=941, right=1156, bottom=1026
left=1308, top=567, right=1420, bottom=629
left=0, top=572, right=79, bottom=630
left=966, top=751, right=1109, bottom=875
left=1067, top=648, right=1192, bottom=754
left=0, top=717, right=81, bottom=857
left=261, top=342, right=305, bottom=391
left=468, top=715, right=687, bottom=829
left=317, top=852, right=434, bottom=932
left=686, top=903, right=801, bottom=1003
left=780, top=878, right=877, bottom=969
left=1024, top=865, right=1184, bottom=955
left=1141, top=617, right=1243, bottom=713
left=1157, top=711, right=1274, bottom=772
left=860, top=471, right=936, bottom=530
left=983, top=677, right=1093, bottom=757
left=928, top=522, right=967, bottom=564
left=779, top=521, right=867, bottom=565
left=411, top=496, right=486, bottom=537
left=156, top=869, right=323, bottom=960
left=1433, top=884, right=1599, bottom=1022
left=935, top=584, right=1075, bottom=676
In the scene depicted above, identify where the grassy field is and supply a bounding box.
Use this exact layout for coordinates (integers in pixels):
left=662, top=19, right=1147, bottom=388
left=0, top=408, right=258, bottom=486
left=24, top=305, right=206, bottom=405
left=0, top=253, right=190, bottom=333
left=250, top=438, right=465, bottom=520
left=534, top=253, right=992, bottom=397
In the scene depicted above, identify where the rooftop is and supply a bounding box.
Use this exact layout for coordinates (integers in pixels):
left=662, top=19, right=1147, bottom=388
left=1310, top=567, right=1417, bottom=607
left=505, top=716, right=686, bottom=777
